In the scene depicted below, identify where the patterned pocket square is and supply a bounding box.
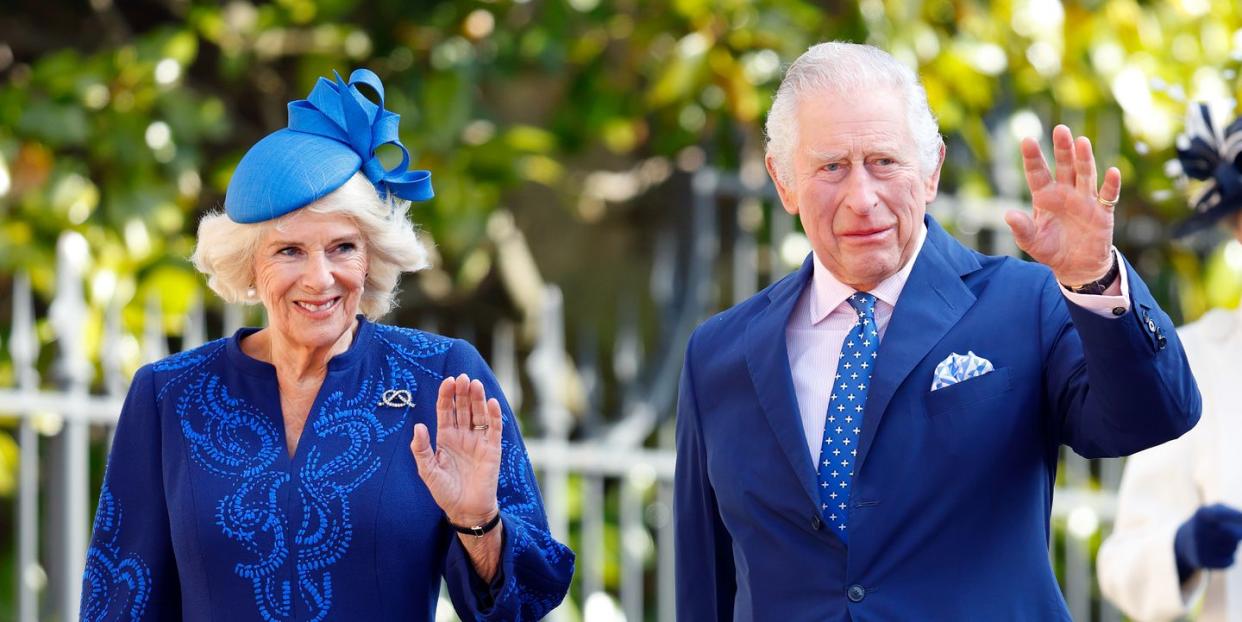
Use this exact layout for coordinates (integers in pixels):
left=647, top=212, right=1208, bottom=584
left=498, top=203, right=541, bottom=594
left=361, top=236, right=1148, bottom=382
left=931, top=351, right=994, bottom=391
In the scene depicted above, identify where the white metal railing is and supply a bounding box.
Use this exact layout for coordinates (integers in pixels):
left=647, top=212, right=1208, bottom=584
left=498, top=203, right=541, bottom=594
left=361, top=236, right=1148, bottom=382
left=1, top=169, right=1130, bottom=621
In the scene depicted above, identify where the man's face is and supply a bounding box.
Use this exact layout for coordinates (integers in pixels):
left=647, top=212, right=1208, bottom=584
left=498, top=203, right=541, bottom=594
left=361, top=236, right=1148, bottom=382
left=768, top=87, right=943, bottom=291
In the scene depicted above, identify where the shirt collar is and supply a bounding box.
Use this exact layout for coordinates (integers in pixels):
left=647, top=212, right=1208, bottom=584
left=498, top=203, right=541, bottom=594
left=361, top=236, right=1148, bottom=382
left=808, top=222, right=928, bottom=324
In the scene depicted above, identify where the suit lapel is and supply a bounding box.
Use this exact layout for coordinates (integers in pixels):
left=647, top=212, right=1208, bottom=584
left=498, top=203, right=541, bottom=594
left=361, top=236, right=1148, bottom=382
left=855, top=218, right=981, bottom=474
left=744, top=257, right=821, bottom=510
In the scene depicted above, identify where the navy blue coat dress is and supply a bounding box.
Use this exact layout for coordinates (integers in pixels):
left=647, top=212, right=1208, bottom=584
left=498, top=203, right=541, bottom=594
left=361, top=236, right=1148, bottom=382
left=81, top=319, right=574, bottom=621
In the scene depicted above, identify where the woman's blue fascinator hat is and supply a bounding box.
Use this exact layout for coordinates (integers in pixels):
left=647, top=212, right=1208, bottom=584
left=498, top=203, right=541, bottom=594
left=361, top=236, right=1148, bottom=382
left=1174, top=102, right=1242, bottom=236
left=224, top=68, right=434, bottom=223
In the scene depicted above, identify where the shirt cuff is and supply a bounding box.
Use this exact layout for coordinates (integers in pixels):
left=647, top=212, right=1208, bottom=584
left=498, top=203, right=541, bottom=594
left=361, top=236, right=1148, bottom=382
left=1059, top=248, right=1131, bottom=318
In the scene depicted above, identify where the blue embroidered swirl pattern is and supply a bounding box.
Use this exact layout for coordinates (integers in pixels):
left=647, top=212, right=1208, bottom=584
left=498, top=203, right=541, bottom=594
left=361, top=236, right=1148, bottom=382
left=153, top=340, right=225, bottom=400
left=289, top=361, right=416, bottom=615
left=180, top=374, right=282, bottom=479
left=374, top=324, right=453, bottom=376
left=81, top=483, right=152, bottom=622
left=171, top=328, right=451, bottom=621
left=497, top=434, right=575, bottom=619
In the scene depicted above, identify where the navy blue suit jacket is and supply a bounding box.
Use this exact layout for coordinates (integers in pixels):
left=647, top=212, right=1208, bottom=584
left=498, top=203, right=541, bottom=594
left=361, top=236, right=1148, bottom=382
left=674, top=217, right=1201, bottom=621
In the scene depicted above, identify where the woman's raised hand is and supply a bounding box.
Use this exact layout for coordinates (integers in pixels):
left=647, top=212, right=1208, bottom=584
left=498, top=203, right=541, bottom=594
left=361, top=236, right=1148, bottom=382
left=410, top=374, right=503, bottom=528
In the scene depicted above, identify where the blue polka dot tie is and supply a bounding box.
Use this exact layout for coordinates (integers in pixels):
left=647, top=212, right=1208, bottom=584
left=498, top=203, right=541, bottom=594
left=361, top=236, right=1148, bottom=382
left=816, top=292, right=879, bottom=541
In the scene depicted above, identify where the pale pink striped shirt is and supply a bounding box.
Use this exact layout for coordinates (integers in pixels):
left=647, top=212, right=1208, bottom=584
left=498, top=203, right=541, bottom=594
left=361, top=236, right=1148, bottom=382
left=786, top=224, right=1131, bottom=465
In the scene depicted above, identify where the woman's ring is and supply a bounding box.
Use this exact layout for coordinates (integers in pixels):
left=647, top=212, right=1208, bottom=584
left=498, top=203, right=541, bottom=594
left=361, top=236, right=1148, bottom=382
left=471, top=424, right=489, bottom=431
left=1096, top=195, right=1118, bottom=208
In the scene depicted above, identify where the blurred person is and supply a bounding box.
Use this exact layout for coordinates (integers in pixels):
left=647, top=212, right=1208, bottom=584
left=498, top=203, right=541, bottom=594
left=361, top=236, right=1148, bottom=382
left=1098, top=103, right=1242, bottom=622
left=674, top=42, right=1201, bottom=620
left=79, top=69, right=573, bottom=621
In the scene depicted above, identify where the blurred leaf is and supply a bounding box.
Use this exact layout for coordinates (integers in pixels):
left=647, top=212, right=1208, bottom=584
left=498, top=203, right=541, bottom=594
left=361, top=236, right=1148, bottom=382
left=646, top=33, right=711, bottom=107
left=138, top=263, right=201, bottom=333
left=17, top=103, right=89, bottom=147
left=163, top=30, right=200, bottom=65
left=1205, top=241, right=1242, bottom=311
left=0, top=431, right=18, bottom=497
left=504, top=125, right=559, bottom=153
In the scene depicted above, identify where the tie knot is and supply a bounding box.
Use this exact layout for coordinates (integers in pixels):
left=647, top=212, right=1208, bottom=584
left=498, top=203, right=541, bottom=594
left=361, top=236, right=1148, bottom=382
left=847, top=292, right=877, bottom=318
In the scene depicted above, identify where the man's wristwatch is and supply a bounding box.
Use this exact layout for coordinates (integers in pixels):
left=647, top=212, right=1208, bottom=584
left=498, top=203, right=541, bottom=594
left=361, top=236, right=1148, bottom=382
left=1062, top=251, right=1120, bottom=295
left=449, top=511, right=502, bottom=538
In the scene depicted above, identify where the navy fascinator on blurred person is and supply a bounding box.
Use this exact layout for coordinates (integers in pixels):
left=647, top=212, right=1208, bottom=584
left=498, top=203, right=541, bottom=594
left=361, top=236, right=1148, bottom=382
left=1173, top=102, right=1242, bottom=237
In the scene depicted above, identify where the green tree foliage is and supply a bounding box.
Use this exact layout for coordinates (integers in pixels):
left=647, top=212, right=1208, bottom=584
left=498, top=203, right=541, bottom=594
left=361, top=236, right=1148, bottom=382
left=3, top=1, right=1240, bottom=352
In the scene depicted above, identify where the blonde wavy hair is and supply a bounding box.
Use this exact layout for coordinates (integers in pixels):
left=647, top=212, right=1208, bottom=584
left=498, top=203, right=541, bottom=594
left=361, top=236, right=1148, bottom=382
left=190, top=172, right=430, bottom=319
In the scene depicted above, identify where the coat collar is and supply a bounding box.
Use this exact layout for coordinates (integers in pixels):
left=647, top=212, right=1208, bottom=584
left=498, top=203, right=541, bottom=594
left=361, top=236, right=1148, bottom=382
left=744, top=255, right=820, bottom=508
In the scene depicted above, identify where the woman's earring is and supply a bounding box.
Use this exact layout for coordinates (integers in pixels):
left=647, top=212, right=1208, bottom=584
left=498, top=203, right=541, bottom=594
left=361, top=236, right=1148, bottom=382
left=246, top=285, right=257, bottom=299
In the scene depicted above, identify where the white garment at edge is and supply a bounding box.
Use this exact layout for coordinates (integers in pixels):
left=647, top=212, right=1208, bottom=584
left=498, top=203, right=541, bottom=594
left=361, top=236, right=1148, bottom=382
left=1099, top=305, right=1242, bottom=621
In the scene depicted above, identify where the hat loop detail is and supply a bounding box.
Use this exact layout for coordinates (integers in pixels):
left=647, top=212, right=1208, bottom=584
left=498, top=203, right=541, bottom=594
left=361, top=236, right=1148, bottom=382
left=286, top=69, right=433, bottom=203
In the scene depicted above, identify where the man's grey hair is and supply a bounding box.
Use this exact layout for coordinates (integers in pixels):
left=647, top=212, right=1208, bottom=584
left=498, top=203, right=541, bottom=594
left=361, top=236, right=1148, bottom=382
left=191, top=172, right=430, bottom=320
left=764, top=42, right=944, bottom=186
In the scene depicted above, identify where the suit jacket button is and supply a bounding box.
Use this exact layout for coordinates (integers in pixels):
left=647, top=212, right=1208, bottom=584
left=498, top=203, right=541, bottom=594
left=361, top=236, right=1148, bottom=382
left=847, top=584, right=866, bottom=602
left=811, top=515, right=823, bottom=531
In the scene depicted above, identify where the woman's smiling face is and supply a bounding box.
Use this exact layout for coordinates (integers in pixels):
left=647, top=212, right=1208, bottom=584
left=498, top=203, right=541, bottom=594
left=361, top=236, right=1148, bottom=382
left=253, top=210, right=369, bottom=351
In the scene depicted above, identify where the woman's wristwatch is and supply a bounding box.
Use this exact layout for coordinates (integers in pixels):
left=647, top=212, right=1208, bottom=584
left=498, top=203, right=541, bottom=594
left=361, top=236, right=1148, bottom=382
left=450, top=511, right=502, bottom=538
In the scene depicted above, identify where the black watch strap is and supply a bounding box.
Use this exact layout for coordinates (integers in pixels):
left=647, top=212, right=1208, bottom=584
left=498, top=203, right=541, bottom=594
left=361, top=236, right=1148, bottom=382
left=450, top=511, right=502, bottom=538
left=1063, top=251, right=1120, bottom=295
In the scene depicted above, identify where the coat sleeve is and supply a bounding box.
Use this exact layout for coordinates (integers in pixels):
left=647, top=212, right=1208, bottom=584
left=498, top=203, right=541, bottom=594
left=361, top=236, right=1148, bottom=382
left=1040, top=256, right=1202, bottom=457
left=674, top=331, right=736, bottom=620
left=80, top=365, right=181, bottom=621
left=441, top=340, right=575, bottom=621
left=1096, top=431, right=1205, bottom=622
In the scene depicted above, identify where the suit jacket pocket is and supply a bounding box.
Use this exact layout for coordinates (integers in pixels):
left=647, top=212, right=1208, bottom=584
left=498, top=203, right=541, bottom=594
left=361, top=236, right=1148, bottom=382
left=925, top=367, right=1012, bottom=418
